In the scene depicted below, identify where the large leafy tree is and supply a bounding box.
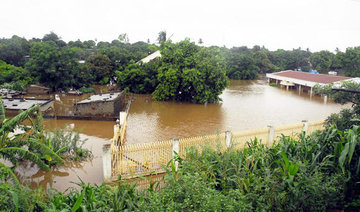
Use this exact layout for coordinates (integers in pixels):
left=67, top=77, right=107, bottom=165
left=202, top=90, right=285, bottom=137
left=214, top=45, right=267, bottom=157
left=310, top=50, right=334, bottom=73
left=339, top=47, right=360, bottom=77
left=226, top=53, right=260, bottom=80
left=0, top=60, right=32, bottom=91
left=86, top=54, right=113, bottom=84
left=0, top=35, right=30, bottom=67
left=153, top=40, right=229, bottom=103
left=157, top=31, right=167, bottom=44
left=116, top=61, right=159, bottom=94
left=25, top=41, right=82, bottom=90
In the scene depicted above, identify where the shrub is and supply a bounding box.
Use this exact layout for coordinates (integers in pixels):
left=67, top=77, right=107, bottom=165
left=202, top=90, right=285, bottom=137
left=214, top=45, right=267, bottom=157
left=45, top=126, right=92, bottom=160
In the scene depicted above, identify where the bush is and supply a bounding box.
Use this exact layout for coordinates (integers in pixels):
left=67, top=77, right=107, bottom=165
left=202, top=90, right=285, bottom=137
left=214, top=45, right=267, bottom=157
left=45, top=126, right=92, bottom=160
left=79, top=87, right=95, bottom=94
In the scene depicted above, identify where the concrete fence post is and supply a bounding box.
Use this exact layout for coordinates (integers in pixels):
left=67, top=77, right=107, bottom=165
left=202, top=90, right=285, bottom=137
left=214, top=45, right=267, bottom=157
left=172, top=138, right=179, bottom=171
left=268, top=125, right=274, bottom=146
left=302, top=120, right=309, bottom=134
left=102, top=144, right=111, bottom=181
left=225, top=131, right=232, bottom=149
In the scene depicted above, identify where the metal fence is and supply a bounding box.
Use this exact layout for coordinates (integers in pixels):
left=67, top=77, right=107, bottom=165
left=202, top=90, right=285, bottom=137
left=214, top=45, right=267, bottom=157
left=109, top=120, right=325, bottom=180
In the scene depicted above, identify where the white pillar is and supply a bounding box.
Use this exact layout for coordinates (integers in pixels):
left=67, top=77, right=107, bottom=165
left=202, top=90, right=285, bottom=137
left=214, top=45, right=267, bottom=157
left=267, top=125, right=274, bottom=146
left=302, top=120, right=309, bottom=134
left=102, top=144, right=112, bottom=181
left=225, top=131, right=232, bottom=149
left=324, top=95, right=328, bottom=104
left=310, top=87, right=313, bottom=96
left=298, top=85, right=302, bottom=94
left=119, top=112, right=127, bottom=126
left=172, top=138, right=179, bottom=171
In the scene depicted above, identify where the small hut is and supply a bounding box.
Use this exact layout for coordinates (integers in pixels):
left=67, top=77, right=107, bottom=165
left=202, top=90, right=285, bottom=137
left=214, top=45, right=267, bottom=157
left=27, top=85, right=51, bottom=94
left=74, top=92, right=125, bottom=117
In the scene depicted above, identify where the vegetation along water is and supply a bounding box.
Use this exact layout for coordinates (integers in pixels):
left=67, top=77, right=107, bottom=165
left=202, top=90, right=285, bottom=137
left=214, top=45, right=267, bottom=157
left=1, top=32, right=360, bottom=211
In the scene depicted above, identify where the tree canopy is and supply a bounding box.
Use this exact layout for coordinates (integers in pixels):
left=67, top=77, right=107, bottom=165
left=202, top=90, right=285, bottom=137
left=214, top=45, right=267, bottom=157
left=152, top=40, right=229, bottom=103
left=2, top=32, right=360, bottom=99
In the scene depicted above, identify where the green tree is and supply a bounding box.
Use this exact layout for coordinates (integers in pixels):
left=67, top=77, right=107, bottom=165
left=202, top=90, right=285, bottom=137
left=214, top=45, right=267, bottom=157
left=310, top=50, right=334, bottom=73
left=0, top=60, right=32, bottom=91
left=116, top=61, right=159, bottom=94
left=86, top=54, right=113, bottom=84
left=25, top=41, right=82, bottom=90
left=226, top=53, right=259, bottom=80
left=0, top=35, right=30, bottom=67
left=118, top=33, right=129, bottom=44
left=153, top=40, right=229, bottom=103
left=157, top=31, right=167, bottom=44
left=339, top=47, right=360, bottom=77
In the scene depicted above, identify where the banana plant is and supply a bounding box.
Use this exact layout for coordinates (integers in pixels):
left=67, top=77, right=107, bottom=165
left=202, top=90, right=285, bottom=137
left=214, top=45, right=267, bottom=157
left=0, top=98, right=63, bottom=187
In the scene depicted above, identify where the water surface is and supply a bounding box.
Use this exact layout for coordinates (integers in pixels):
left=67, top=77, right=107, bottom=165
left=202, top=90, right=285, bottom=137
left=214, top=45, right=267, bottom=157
left=17, top=79, right=347, bottom=191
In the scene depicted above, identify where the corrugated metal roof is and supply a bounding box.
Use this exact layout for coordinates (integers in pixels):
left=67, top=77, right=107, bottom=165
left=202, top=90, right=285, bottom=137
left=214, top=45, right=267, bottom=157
left=77, top=92, right=122, bottom=104
left=272, top=70, right=351, bottom=84
left=2, top=98, right=51, bottom=110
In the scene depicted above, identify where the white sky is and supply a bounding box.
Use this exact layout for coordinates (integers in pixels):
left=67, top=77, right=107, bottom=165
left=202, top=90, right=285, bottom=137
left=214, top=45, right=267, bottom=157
left=1, top=0, right=360, bottom=52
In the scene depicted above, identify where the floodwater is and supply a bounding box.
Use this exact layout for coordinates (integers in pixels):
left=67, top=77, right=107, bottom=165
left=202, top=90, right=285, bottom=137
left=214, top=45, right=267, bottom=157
left=16, top=78, right=348, bottom=192
left=125, top=78, right=347, bottom=144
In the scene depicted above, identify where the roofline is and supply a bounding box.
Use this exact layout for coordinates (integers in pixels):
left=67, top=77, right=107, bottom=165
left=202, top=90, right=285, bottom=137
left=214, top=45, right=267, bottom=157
left=266, top=71, right=351, bottom=87
left=76, top=91, right=123, bottom=105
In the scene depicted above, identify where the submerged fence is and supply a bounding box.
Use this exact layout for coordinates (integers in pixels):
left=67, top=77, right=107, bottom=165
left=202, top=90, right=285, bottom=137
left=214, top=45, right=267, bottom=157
left=109, top=120, right=324, bottom=180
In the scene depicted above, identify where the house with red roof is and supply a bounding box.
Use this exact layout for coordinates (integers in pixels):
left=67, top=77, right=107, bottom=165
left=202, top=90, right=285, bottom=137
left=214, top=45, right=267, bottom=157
left=266, top=70, right=353, bottom=95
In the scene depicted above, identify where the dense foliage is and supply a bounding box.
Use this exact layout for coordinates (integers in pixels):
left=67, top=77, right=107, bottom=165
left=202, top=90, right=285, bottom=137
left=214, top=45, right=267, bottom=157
left=152, top=40, right=229, bottom=103
left=2, top=124, right=359, bottom=211
left=0, top=99, right=64, bottom=189
left=315, top=81, right=360, bottom=131
left=1, top=32, right=360, bottom=94
left=45, top=126, right=92, bottom=161
left=116, top=61, right=159, bottom=94
left=0, top=60, right=32, bottom=91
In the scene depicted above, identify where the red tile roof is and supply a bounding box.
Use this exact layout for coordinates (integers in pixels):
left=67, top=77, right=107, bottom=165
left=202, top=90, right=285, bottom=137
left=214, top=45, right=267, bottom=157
left=272, top=70, right=351, bottom=84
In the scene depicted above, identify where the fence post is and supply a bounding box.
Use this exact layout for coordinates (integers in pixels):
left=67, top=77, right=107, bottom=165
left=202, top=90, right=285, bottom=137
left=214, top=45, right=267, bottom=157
left=267, top=125, right=274, bottom=146
left=225, top=131, right=232, bottom=149
left=102, top=144, right=112, bottom=181
left=172, top=138, right=179, bottom=171
left=302, top=120, right=309, bottom=134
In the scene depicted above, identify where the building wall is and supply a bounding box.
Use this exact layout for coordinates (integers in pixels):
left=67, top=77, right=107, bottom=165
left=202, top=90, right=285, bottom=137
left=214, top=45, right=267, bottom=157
left=27, top=86, right=50, bottom=94
left=74, top=92, right=125, bottom=117
left=114, top=92, right=125, bottom=115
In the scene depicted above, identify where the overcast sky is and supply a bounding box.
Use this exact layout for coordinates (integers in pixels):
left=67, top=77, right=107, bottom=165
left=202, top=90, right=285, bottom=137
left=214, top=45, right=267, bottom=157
left=1, top=0, right=360, bottom=52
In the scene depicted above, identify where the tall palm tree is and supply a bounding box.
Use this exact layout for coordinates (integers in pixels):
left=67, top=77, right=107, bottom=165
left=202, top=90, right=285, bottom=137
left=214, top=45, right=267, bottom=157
left=0, top=99, right=63, bottom=188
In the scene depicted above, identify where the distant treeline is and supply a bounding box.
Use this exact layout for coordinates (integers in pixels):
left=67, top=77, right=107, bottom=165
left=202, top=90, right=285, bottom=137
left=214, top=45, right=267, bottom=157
left=1, top=32, right=360, bottom=103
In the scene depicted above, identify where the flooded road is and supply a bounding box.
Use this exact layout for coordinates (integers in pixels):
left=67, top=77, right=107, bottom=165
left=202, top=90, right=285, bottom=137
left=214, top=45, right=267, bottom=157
left=17, top=79, right=348, bottom=191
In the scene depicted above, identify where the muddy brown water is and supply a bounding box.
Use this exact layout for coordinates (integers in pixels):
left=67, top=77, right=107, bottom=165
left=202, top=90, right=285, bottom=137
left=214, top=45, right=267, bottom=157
left=15, top=79, right=348, bottom=192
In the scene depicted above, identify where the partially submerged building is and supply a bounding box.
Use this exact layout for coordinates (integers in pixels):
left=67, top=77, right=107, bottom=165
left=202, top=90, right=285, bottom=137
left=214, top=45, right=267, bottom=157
left=2, top=98, right=54, bottom=115
left=266, top=70, right=352, bottom=95
left=27, top=85, right=51, bottom=94
left=0, top=88, right=24, bottom=98
left=74, top=92, right=125, bottom=117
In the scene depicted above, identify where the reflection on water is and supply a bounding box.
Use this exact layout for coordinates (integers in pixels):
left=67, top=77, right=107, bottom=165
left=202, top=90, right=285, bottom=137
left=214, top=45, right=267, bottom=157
left=16, top=134, right=109, bottom=192
left=18, top=79, right=348, bottom=191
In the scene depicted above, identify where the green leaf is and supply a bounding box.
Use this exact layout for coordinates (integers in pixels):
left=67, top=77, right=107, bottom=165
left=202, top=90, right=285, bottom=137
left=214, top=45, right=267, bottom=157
left=0, top=162, right=22, bottom=189
left=9, top=190, right=19, bottom=212
left=1, top=147, right=50, bottom=171
left=339, top=142, right=349, bottom=172
left=72, top=190, right=85, bottom=212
